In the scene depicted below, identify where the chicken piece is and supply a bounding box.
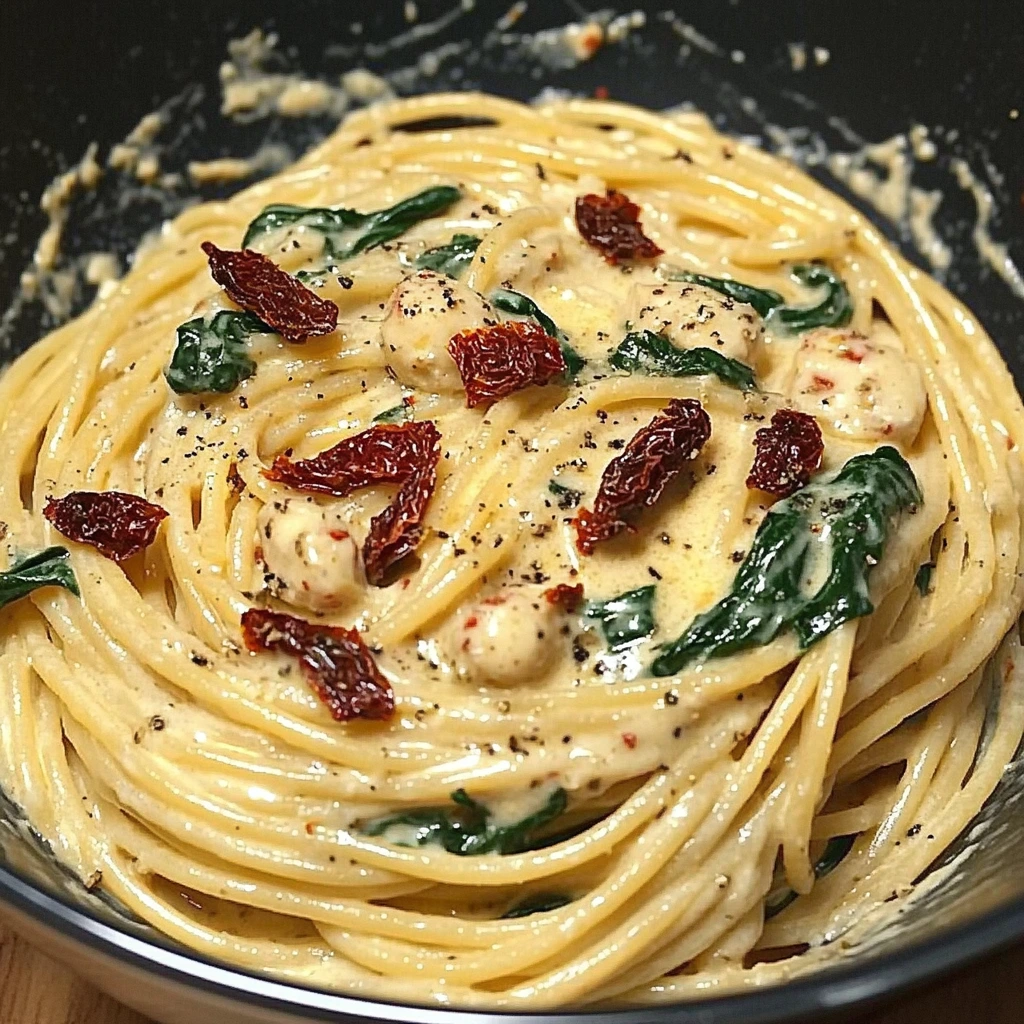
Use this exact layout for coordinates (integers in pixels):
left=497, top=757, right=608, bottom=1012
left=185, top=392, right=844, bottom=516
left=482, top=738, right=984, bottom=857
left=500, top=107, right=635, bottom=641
left=257, top=498, right=363, bottom=612
left=380, top=270, right=495, bottom=392
left=787, top=324, right=927, bottom=444
left=626, top=281, right=763, bottom=361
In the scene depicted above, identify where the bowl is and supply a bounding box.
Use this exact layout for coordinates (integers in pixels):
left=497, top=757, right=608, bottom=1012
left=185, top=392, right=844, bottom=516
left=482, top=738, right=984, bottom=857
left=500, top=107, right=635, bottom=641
left=1, top=2, right=1023, bottom=1021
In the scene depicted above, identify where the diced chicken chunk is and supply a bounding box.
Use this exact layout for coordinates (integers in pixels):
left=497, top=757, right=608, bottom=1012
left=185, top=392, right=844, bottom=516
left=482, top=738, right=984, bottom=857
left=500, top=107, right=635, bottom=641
left=626, top=282, right=763, bottom=361
left=451, top=585, right=574, bottom=686
left=787, top=325, right=927, bottom=444
left=380, top=270, right=495, bottom=392
left=257, top=498, right=363, bottom=612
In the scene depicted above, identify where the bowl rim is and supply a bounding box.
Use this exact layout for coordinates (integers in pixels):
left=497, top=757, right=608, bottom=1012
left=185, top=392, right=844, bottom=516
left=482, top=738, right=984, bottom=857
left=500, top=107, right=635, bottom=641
left=1, top=854, right=1023, bottom=1023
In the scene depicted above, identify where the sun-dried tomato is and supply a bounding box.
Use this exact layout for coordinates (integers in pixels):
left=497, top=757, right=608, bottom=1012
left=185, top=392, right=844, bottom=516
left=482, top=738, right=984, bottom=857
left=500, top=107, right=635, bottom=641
left=544, top=583, right=585, bottom=611
left=573, top=398, right=711, bottom=555
left=241, top=608, right=394, bottom=721
left=201, top=242, right=338, bottom=342
left=746, top=409, right=823, bottom=498
left=362, top=457, right=438, bottom=585
left=264, top=421, right=441, bottom=585
left=447, top=321, right=566, bottom=408
left=574, top=190, right=664, bottom=264
left=43, top=491, right=168, bottom=563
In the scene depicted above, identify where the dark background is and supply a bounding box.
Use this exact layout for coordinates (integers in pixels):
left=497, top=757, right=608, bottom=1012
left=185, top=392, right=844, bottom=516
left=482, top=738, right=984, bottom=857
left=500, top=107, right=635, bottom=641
left=1, top=0, right=1021, bottom=364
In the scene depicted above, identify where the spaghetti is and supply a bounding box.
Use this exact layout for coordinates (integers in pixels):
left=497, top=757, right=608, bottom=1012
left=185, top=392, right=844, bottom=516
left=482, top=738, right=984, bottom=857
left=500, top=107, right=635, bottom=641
left=0, top=92, right=1021, bottom=1008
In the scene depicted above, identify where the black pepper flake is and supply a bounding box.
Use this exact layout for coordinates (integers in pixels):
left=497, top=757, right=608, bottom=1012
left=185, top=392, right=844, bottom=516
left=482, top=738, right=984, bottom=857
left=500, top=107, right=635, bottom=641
left=647, top=566, right=662, bottom=580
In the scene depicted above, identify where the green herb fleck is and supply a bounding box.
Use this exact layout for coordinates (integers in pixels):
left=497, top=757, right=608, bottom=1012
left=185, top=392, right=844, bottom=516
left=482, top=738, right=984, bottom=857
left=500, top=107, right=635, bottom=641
left=548, top=480, right=583, bottom=510
left=501, top=893, right=573, bottom=919
left=414, top=233, right=481, bottom=277
left=652, top=447, right=921, bottom=675
left=0, top=547, right=79, bottom=610
left=585, top=584, right=657, bottom=652
left=372, top=402, right=413, bottom=425
left=165, top=311, right=269, bottom=395
left=363, top=787, right=567, bottom=856
left=242, top=185, right=462, bottom=259
left=610, top=330, right=756, bottom=391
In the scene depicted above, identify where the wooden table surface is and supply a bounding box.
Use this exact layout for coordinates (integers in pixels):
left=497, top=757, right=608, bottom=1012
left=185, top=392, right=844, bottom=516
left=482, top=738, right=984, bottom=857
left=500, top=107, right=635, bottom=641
left=0, top=920, right=1020, bottom=1024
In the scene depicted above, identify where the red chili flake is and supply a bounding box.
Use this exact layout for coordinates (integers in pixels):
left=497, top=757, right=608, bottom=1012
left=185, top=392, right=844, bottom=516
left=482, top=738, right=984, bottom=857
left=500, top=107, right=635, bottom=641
left=574, top=190, right=664, bottom=264
left=201, top=241, right=338, bottom=342
left=264, top=421, right=441, bottom=585
left=573, top=398, right=711, bottom=555
left=811, top=374, right=835, bottom=392
left=447, top=321, right=566, bottom=408
left=544, top=583, right=585, bottom=611
left=329, top=529, right=350, bottom=541
left=746, top=409, right=824, bottom=498
left=464, top=615, right=479, bottom=628
left=43, top=491, right=168, bottom=563
left=622, top=732, right=638, bottom=749
left=241, top=608, right=394, bottom=721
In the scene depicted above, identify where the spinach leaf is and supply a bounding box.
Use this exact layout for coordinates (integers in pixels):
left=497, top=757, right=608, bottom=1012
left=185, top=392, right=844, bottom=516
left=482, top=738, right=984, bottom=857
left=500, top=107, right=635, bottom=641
left=652, top=446, right=921, bottom=675
left=491, top=287, right=560, bottom=338
left=363, top=786, right=567, bottom=856
left=764, top=834, right=856, bottom=919
left=241, top=186, right=462, bottom=260
left=490, top=287, right=586, bottom=379
left=585, top=585, right=657, bottom=652
left=670, top=271, right=785, bottom=318
left=414, top=233, right=481, bottom=277
left=372, top=402, right=413, bottom=425
left=242, top=205, right=364, bottom=248
left=0, top=547, right=79, bottom=610
left=165, top=311, right=269, bottom=395
left=915, top=561, right=935, bottom=596
left=548, top=480, right=583, bottom=510
left=668, top=264, right=853, bottom=335
left=609, top=330, right=756, bottom=392
left=766, top=264, right=853, bottom=334
left=501, top=893, right=573, bottom=918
